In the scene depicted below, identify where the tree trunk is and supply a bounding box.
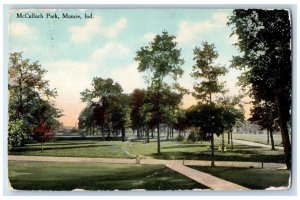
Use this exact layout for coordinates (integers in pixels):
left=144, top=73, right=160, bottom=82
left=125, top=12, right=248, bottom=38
left=121, top=128, right=125, bottom=142
left=221, top=132, right=224, bottom=153
left=102, top=126, right=105, bottom=141
left=151, top=129, right=154, bottom=139
left=230, top=131, right=233, bottom=150
left=267, top=129, right=270, bottom=144
left=157, top=123, right=160, bottom=154
left=228, top=132, right=230, bottom=144
left=137, top=129, right=140, bottom=139
left=275, top=93, right=291, bottom=170
left=269, top=129, right=275, bottom=150
left=41, top=143, right=43, bottom=153
left=166, top=127, right=170, bottom=140
left=146, top=128, right=150, bottom=143
left=211, top=133, right=215, bottom=167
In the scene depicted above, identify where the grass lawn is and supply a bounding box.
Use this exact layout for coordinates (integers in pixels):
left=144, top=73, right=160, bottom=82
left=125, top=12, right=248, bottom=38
left=8, top=161, right=207, bottom=191
left=189, top=166, right=290, bottom=189
left=232, top=133, right=284, bottom=146
left=9, top=140, right=131, bottom=158
left=9, top=139, right=286, bottom=163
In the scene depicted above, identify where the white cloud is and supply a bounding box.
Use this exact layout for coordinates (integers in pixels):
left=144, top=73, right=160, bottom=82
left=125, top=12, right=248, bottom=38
left=176, top=20, right=215, bottom=43
left=9, top=22, right=37, bottom=39
left=90, top=42, right=131, bottom=63
left=141, top=32, right=156, bottom=42
left=176, top=11, right=229, bottom=43
left=104, top=17, right=127, bottom=38
left=70, top=16, right=127, bottom=43
left=212, top=12, right=228, bottom=25
left=110, top=63, right=145, bottom=93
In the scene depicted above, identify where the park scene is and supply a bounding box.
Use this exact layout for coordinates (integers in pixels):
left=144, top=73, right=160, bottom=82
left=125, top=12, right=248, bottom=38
left=8, top=9, right=291, bottom=191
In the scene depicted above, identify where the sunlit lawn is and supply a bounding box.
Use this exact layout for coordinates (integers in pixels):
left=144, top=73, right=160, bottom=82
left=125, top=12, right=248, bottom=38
left=189, top=166, right=291, bottom=189
left=9, top=139, right=286, bottom=163
left=232, top=133, right=284, bottom=146
left=9, top=161, right=207, bottom=191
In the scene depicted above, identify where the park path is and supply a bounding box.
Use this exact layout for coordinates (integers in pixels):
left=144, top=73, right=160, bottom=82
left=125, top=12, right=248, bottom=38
left=166, top=163, right=249, bottom=190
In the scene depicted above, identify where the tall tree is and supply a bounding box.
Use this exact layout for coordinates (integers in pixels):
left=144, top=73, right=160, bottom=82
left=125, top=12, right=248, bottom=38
left=130, top=89, right=147, bottom=138
left=80, top=77, right=123, bottom=140
left=191, top=42, right=227, bottom=166
left=228, top=9, right=291, bottom=169
left=8, top=52, right=61, bottom=147
left=111, top=94, right=131, bottom=142
left=135, top=31, right=184, bottom=154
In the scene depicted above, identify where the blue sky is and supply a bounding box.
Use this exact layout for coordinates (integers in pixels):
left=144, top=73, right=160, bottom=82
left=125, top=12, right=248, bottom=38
left=9, top=9, right=245, bottom=126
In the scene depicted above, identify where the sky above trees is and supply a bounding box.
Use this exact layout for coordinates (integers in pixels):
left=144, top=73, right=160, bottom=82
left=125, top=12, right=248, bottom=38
left=9, top=9, right=247, bottom=127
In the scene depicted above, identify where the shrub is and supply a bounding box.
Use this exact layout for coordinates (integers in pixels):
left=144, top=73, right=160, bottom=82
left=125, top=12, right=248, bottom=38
left=176, top=134, right=185, bottom=142
left=187, top=130, right=198, bottom=143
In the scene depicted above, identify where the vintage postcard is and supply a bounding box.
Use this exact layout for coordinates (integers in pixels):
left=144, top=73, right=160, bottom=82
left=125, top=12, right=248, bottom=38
left=6, top=8, right=292, bottom=192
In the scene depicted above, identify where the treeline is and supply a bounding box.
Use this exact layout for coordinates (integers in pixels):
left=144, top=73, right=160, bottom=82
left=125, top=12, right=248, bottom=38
left=78, top=31, right=245, bottom=167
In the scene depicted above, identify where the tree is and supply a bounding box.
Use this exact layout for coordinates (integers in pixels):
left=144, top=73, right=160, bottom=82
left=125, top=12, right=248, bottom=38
left=31, top=122, right=54, bottom=152
left=217, top=95, right=245, bottom=151
left=8, top=52, right=61, bottom=147
left=187, top=104, right=225, bottom=147
left=135, top=31, right=184, bottom=154
left=228, top=10, right=291, bottom=169
left=78, top=104, right=95, bottom=137
left=130, top=89, right=147, bottom=139
left=111, top=94, right=131, bottom=142
left=191, top=42, right=227, bottom=166
left=249, top=101, right=278, bottom=150
left=80, top=77, right=123, bottom=140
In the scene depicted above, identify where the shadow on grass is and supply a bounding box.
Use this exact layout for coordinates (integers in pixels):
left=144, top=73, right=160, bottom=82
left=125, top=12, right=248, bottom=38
left=9, top=164, right=207, bottom=191
left=10, top=144, right=114, bottom=153
left=151, top=151, right=286, bottom=163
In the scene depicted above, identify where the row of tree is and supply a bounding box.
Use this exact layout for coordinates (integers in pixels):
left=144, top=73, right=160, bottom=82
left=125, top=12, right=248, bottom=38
left=77, top=31, right=245, bottom=167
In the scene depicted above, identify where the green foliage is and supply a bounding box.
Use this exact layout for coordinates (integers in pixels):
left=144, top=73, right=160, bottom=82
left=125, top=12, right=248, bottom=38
left=187, top=130, right=198, bottom=143
left=8, top=119, right=26, bottom=150
left=186, top=104, right=225, bottom=137
left=191, top=42, right=227, bottom=103
left=80, top=77, right=129, bottom=140
left=176, top=134, right=185, bottom=142
left=8, top=52, right=61, bottom=147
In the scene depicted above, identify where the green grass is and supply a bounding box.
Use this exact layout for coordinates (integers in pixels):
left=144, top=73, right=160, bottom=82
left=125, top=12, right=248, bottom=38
left=189, top=166, right=290, bottom=189
left=9, top=140, right=131, bottom=158
left=232, top=133, right=284, bottom=146
left=9, top=161, right=207, bottom=191
left=9, top=139, right=286, bottom=163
